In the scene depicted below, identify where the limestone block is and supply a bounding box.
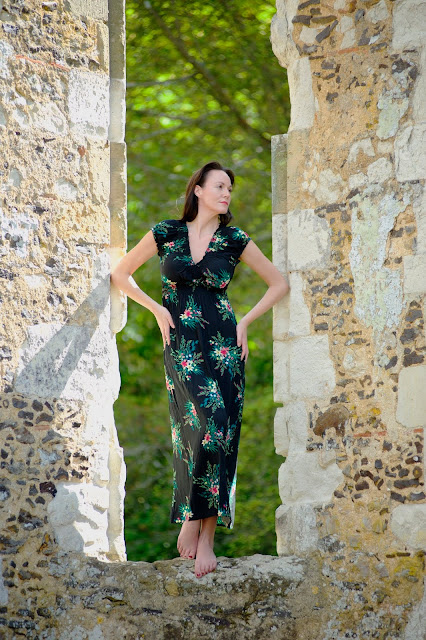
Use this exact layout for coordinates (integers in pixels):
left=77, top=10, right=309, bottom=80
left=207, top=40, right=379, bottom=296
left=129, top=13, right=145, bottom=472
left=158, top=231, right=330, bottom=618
left=288, top=272, right=311, bottom=337
left=273, top=340, right=289, bottom=403
left=404, top=577, right=426, bottom=640
left=349, top=187, right=406, bottom=337
left=15, top=322, right=121, bottom=404
left=110, top=78, right=126, bottom=144
left=366, top=157, right=393, bottom=183
left=377, top=93, right=409, bottom=140
left=395, top=124, right=426, bottom=182
left=87, top=140, right=110, bottom=205
left=278, top=449, right=344, bottom=504
left=0, top=40, right=13, bottom=80
left=413, top=48, right=426, bottom=126
left=271, top=134, right=288, bottom=215
left=272, top=212, right=287, bottom=274
left=29, top=102, right=68, bottom=136
left=390, top=504, right=426, bottom=550
left=413, top=184, right=426, bottom=255
left=65, top=0, right=108, bottom=20
left=287, top=209, right=330, bottom=271
left=270, top=0, right=299, bottom=69
left=274, top=406, right=289, bottom=457
left=366, top=0, right=389, bottom=24
left=282, top=400, right=309, bottom=449
left=68, top=70, right=110, bottom=139
left=272, top=295, right=289, bottom=341
left=276, top=503, right=318, bottom=555
left=396, top=366, right=426, bottom=429
left=391, top=0, right=426, bottom=51
left=289, top=335, right=336, bottom=398
left=403, top=254, right=426, bottom=296
left=287, top=57, right=315, bottom=132
left=47, top=482, right=109, bottom=555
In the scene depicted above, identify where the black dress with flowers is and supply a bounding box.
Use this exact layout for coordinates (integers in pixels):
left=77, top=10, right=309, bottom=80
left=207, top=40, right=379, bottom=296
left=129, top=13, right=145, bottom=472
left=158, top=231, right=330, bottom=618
left=150, top=218, right=251, bottom=528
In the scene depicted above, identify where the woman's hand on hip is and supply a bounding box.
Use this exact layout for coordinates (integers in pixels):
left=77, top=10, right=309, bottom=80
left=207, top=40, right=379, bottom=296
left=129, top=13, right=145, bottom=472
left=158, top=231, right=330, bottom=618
left=153, top=304, right=175, bottom=348
left=236, top=319, right=249, bottom=363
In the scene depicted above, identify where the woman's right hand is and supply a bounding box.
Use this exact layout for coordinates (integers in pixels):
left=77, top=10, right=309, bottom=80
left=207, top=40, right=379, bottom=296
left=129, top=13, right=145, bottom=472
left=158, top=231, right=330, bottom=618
left=153, top=303, right=175, bottom=348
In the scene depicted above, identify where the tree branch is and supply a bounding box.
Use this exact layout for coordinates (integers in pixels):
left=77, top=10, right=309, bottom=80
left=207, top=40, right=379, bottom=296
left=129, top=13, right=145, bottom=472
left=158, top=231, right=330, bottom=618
left=143, top=1, right=270, bottom=151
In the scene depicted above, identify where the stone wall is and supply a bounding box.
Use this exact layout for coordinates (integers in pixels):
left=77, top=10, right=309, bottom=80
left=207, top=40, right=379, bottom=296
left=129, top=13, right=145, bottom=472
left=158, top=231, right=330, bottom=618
left=2, top=0, right=426, bottom=638
left=271, top=0, right=426, bottom=636
left=0, top=0, right=127, bottom=610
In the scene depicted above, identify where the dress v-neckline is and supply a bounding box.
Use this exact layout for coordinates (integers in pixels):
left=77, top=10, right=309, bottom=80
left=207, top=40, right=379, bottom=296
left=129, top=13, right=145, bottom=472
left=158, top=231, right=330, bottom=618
left=184, top=221, right=221, bottom=265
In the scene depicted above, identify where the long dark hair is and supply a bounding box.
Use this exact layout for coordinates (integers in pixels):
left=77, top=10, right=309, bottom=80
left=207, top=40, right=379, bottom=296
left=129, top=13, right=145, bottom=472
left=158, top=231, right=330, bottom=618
left=180, top=161, right=234, bottom=226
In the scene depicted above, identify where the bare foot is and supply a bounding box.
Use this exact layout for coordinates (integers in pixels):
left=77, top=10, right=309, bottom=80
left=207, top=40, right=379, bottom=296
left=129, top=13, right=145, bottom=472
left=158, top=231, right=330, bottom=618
left=194, top=516, right=217, bottom=578
left=177, top=519, right=200, bottom=559
left=194, top=537, right=217, bottom=578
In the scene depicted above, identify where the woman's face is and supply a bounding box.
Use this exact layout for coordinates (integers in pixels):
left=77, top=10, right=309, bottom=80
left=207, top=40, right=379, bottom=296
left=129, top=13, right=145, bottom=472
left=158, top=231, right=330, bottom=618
left=195, top=169, right=233, bottom=215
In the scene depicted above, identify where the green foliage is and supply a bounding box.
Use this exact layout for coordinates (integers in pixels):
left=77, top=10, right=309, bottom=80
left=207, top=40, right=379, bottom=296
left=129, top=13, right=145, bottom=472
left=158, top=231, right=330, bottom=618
left=114, top=0, right=290, bottom=562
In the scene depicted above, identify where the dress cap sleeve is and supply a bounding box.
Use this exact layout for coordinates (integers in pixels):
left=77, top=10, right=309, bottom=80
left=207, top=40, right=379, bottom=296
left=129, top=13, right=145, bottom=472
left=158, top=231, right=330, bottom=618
left=227, top=225, right=252, bottom=260
left=150, top=219, right=180, bottom=257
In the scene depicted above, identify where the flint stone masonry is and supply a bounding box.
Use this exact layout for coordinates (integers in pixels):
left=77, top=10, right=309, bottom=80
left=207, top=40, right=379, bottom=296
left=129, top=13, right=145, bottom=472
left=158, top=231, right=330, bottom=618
left=2, top=0, right=426, bottom=638
left=271, top=0, right=426, bottom=636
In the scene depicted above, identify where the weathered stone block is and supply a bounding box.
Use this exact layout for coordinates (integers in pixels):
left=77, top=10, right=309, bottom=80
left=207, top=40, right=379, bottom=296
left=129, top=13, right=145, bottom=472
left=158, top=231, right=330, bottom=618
left=396, top=365, right=426, bottom=429
left=65, top=0, right=108, bottom=20
left=288, top=271, right=311, bottom=337
left=395, top=124, right=426, bottom=182
left=68, top=69, right=110, bottom=139
left=278, top=449, right=344, bottom=505
left=271, top=134, right=288, bottom=215
left=403, top=254, right=426, bottom=296
left=391, top=0, right=426, bottom=51
left=276, top=503, right=318, bottom=555
left=274, top=406, right=289, bottom=457
left=47, top=482, right=109, bottom=555
left=390, top=504, right=426, bottom=549
left=287, top=209, right=331, bottom=271
left=273, top=339, right=290, bottom=403
left=289, top=335, right=335, bottom=398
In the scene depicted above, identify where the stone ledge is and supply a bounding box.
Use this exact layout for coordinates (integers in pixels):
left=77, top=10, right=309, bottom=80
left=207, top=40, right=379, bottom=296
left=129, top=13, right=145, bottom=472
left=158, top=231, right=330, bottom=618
left=40, top=552, right=318, bottom=639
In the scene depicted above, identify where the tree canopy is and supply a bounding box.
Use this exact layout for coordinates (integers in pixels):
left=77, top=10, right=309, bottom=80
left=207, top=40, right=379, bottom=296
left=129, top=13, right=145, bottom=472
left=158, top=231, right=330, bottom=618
left=115, top=0, right=290, bottom=562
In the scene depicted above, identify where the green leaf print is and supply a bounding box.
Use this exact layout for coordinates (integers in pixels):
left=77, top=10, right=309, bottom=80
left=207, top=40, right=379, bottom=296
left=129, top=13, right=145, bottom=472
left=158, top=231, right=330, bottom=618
left=170, top=416, right=184, bottom=458
left=183, top=443, right=194, bottom=478
left=208, top=330, right=242, bottom=378
left=193, top=461, right=220, bottom=510
left=205, top=234, right=229, bottom=253
left=197, top=377, right=225, bottom=413
left=160, top=237, right=186, bottom=264
left=203, top=268, right=231, bottom=290
left=171, top=336, right=204, bottom=382
left=231, top=227, right=250, bottom=243
left=180, top=294, right=209, bottom=329
left=165, top=370, right=175, bottom=401
left=201, top=416, right=224, bottom=453
left=161, top=275, right=178, bottom=304
left=175, top=496, right=193, bottom=523
left=183, top=400, right=202, bottom=430
left=215, top=293, right=235, bottom=321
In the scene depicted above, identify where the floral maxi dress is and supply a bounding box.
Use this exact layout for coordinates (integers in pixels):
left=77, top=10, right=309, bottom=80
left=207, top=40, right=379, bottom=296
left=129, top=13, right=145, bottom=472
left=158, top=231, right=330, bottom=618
left=150, top=218, right=252, bottom=528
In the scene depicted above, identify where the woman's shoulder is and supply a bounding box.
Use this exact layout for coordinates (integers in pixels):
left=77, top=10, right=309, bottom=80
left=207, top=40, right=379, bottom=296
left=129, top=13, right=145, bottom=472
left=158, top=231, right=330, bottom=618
left=224, top=224, right=251, bottom=241
left=150, top=218, right=182, bottom=236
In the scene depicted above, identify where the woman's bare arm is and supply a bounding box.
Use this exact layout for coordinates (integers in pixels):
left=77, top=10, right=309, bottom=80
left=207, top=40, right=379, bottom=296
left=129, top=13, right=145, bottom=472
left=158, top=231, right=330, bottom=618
left=110, top=230, right=175, bottom=346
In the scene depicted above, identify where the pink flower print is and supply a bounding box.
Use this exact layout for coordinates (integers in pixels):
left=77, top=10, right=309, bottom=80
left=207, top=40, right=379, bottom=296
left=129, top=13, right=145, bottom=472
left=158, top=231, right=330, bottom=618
left=220, top=347, right=229, bottom=357
left=181, top=359, right=188, bottom=367
left=210, top=485, right=219, bottom=495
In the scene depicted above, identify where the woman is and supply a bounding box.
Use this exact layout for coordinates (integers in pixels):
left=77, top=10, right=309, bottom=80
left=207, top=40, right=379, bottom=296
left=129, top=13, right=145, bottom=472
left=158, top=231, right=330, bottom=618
left=111, top=161, right=289, bottom=578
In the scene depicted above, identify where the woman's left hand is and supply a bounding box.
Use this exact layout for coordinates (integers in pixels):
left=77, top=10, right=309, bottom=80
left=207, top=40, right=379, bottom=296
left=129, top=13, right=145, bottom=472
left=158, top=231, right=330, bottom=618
left=236, top=319, right=249, bottom=363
